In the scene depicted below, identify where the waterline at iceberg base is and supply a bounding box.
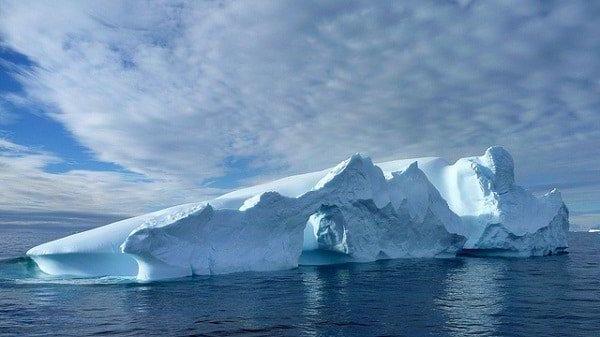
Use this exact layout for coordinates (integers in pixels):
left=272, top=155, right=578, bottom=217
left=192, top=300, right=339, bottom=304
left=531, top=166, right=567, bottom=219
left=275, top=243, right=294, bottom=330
left=27, top=146, right=569, bottom=281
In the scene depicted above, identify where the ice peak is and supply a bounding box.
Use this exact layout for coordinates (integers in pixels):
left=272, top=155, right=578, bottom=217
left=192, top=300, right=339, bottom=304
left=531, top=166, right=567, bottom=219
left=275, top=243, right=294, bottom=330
left=388, top=161, right=429, bottom=186
left=547, top=188, right=560, bottom=196
left=543, top=188, right=563, bottom=205
left=312, top=153, right=378, bottom=191
left=481, top=146, right=515, bottom=194
left=401, top=161, right=429, bottom=181
left=344, top=153, right=373, bottom=169
left=240, top=191, right=287, bottom=211
left=255, top=191, right=286, bottom=204
left=404, top=161, right=420, bottom=174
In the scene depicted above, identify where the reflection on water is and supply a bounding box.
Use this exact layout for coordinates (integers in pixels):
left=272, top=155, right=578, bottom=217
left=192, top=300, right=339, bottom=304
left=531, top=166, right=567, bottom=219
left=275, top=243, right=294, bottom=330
left=301, top=267, right=325, bottom=336
left=438, top=259, right=507, bottom=336
left=0, top=233, right=599, bottom=337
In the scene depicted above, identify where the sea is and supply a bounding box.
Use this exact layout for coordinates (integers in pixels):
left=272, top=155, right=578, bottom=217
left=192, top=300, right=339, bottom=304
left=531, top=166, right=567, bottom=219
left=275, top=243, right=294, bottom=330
left=0, top=225, right=598, bottom=337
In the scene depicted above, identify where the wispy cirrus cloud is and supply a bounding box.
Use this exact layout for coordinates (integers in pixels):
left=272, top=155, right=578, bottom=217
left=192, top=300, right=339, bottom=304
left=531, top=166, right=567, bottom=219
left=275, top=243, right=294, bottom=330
left=0, top=1, right=599, bottom=224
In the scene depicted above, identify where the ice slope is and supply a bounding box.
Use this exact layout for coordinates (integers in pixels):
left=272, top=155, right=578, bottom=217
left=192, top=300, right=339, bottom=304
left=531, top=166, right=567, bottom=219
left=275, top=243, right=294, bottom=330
left=26, top=202, right=208, bottom=277
left=27, top=147, right=569, bottom=281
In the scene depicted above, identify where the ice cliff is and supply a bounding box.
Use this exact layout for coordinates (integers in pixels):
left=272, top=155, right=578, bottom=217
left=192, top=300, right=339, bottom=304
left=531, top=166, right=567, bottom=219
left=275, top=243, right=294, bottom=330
left=27, top=147, right=569, bottom=281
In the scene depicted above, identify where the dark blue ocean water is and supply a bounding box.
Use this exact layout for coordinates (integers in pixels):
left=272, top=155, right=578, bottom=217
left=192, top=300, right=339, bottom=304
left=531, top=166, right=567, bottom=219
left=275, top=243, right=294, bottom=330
left=0, top=226, right=599, bottom=337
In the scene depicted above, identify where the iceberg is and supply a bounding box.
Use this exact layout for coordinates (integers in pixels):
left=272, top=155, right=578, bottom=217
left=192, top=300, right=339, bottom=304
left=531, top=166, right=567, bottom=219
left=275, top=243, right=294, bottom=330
left=27, top=147, right=569, bottom=281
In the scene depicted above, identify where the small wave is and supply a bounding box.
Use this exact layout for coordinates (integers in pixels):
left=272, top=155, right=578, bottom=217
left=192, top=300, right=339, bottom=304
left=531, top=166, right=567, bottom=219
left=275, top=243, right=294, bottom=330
left=0, top=255, right=41, bottom=280
left=0, top=256, right=34, bottom=265
left=193, top=324, right=296, bottom=336
left=316, top=320, right=369, bottom=327
left=12, top=275, right=138, bottom=285
left=0, top=255, right=138, bottom=285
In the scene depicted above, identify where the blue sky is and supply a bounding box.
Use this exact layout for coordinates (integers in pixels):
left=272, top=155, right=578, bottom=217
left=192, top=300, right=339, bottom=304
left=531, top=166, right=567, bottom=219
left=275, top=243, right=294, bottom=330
left=0, top=0, right=599, bottom=228
left=1, top=48, right=124, bottom=173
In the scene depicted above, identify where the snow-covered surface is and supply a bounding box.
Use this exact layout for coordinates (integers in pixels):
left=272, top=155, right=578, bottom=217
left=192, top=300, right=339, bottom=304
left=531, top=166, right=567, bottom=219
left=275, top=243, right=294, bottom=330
left=28, top=147, right=569, bottom=281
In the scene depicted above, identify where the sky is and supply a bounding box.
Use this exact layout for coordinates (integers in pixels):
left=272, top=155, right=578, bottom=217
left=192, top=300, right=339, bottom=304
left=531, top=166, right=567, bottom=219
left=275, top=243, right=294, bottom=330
left=0, top=0, right=599, bottom=229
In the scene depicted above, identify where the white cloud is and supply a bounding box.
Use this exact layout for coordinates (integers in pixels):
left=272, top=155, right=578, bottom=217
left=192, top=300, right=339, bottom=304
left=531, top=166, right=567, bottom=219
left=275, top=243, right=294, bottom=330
left=0, top=1, right=599, bottom=224
left=0, top=138, right=222, bottom=214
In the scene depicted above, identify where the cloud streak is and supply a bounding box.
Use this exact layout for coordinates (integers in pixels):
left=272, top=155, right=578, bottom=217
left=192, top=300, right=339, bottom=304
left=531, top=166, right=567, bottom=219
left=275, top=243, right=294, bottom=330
left=0, top=138, right=223, bottom=215
left=0, top=1, right=599, bottom=225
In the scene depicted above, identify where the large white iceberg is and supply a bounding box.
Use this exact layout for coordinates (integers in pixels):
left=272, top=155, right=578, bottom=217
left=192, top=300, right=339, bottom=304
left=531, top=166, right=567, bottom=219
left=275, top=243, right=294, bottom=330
left=27, top=147, right=569, bottom=281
